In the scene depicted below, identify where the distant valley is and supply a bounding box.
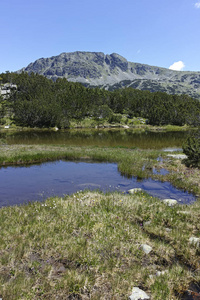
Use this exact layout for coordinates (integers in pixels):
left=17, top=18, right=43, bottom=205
left=18, top=51, right=200, bottom=99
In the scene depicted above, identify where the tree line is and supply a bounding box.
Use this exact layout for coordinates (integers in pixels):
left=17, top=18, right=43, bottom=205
left=1, top=71, right=200, bottom=128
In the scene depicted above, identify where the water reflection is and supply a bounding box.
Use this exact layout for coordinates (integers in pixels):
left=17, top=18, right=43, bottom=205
left=0, top=129, right=190, bottom=149
left=0, top=160, right=195, bottom=207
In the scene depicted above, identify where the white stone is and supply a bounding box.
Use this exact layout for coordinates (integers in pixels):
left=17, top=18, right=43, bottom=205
left=149, top=270, right=167, bottom=278
left=123, top=125, right=129, bottom=128
left=165, top=228, right=172, bottom=232
left=178, top=211, right=190, bottom=215
left=141, top=244, right=152, bottom=254
left=128, top=188, right=142, bottom=194
left=156, top=270, right=167, bottom=276
left=144, top=221, right=151, bottom=227
left=129, top=287, right=150, bottom=300
left=189, top=237, right=200, bottom=247
left=167, top=154, right=187, bottom=159
left=163, top=199, right=178, bottom=206
left=4, top=125, right=10, bottom=129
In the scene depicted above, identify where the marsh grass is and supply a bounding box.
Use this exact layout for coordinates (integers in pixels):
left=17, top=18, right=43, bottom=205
left=0, top=190, right=200, bottom=299
left=159, top=154, right=200, bottom=196
left=0, top=144, right=160, bottom=179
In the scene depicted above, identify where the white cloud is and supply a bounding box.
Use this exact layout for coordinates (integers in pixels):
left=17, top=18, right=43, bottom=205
left=195, top=2, right=200, bottom=8
left=169, top=61, right=185, bottom=71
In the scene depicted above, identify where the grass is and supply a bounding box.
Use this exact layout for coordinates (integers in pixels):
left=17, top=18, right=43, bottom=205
left=0, top=144, right=159, bottom=177
left=0, top=142, right=200, bottom=299
left=0, top=190, right=200, bottom=299
left=159, top=153, right=200, bottom=196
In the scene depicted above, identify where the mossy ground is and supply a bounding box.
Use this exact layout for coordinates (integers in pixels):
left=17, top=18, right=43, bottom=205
left=0, top=141, right=200, bottom=299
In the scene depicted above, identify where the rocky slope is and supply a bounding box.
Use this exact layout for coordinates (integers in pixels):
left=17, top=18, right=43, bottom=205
left=18, top=51, right=200, bottom=99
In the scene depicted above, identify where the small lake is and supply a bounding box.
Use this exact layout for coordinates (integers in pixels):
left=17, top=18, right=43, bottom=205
left=0, top=160, right=196, bottom=207
left=0, top=129, right=190, bottom=149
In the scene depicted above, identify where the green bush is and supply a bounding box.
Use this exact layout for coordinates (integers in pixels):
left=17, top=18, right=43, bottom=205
left=108, top=113, right=122, bottom=123
left=183, top=130, right=200, bottom=167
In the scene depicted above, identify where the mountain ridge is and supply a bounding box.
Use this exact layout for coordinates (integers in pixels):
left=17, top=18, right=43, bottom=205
left=18, top=51, right=200, bottom=99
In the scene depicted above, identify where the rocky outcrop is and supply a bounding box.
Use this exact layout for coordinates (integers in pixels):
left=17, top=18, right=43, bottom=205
left=0, top=83, right=17, bottom=99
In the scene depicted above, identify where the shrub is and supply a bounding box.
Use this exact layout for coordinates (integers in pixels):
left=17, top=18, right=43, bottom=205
left=108, top=113, right=122, bottom=123
left=182, top=130, right=200, bottom=167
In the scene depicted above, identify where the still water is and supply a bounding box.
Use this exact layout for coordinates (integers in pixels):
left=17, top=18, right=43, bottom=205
left=0, top=160, right=196, bottom=207
left=0, top=129, right=189, bottom=149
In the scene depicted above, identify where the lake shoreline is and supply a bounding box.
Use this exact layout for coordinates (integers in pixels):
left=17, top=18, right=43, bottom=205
left=0, top=160, right=196, bottom=207
left=0, top=144, right=200, bottom=200
left=0, top=123, right=194, bottom=133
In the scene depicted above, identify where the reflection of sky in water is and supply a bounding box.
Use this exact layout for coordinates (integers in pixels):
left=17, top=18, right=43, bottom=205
left=162, top=147, right=182, bottom=152
left=152, top=167, right=169, bottom=175
left=0, top=160, right=196, bottom=207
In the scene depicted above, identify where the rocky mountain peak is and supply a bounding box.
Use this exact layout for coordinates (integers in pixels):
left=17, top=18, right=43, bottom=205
left=105, top=53, right=128, bottom=71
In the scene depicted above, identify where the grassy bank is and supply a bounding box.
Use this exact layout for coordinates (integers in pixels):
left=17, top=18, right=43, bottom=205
left=0, top=120, right=192, bottom=132
left=0, top=190, right=200, bottom=299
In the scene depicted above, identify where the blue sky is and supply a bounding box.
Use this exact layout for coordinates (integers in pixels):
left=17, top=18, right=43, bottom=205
left=1, top=0, right=200, bottom=73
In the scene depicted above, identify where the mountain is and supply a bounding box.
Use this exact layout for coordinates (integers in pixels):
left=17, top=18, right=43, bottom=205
left=18, top=51, right=200, bottom=99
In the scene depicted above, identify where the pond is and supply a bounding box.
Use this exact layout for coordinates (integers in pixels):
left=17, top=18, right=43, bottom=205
left=0, top=160, right=196, bottom=207
left=0, top=128, right=190, bottom=149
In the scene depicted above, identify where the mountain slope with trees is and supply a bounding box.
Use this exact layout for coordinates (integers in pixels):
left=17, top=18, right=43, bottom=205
left=17, top=51, right=200, bottom=100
